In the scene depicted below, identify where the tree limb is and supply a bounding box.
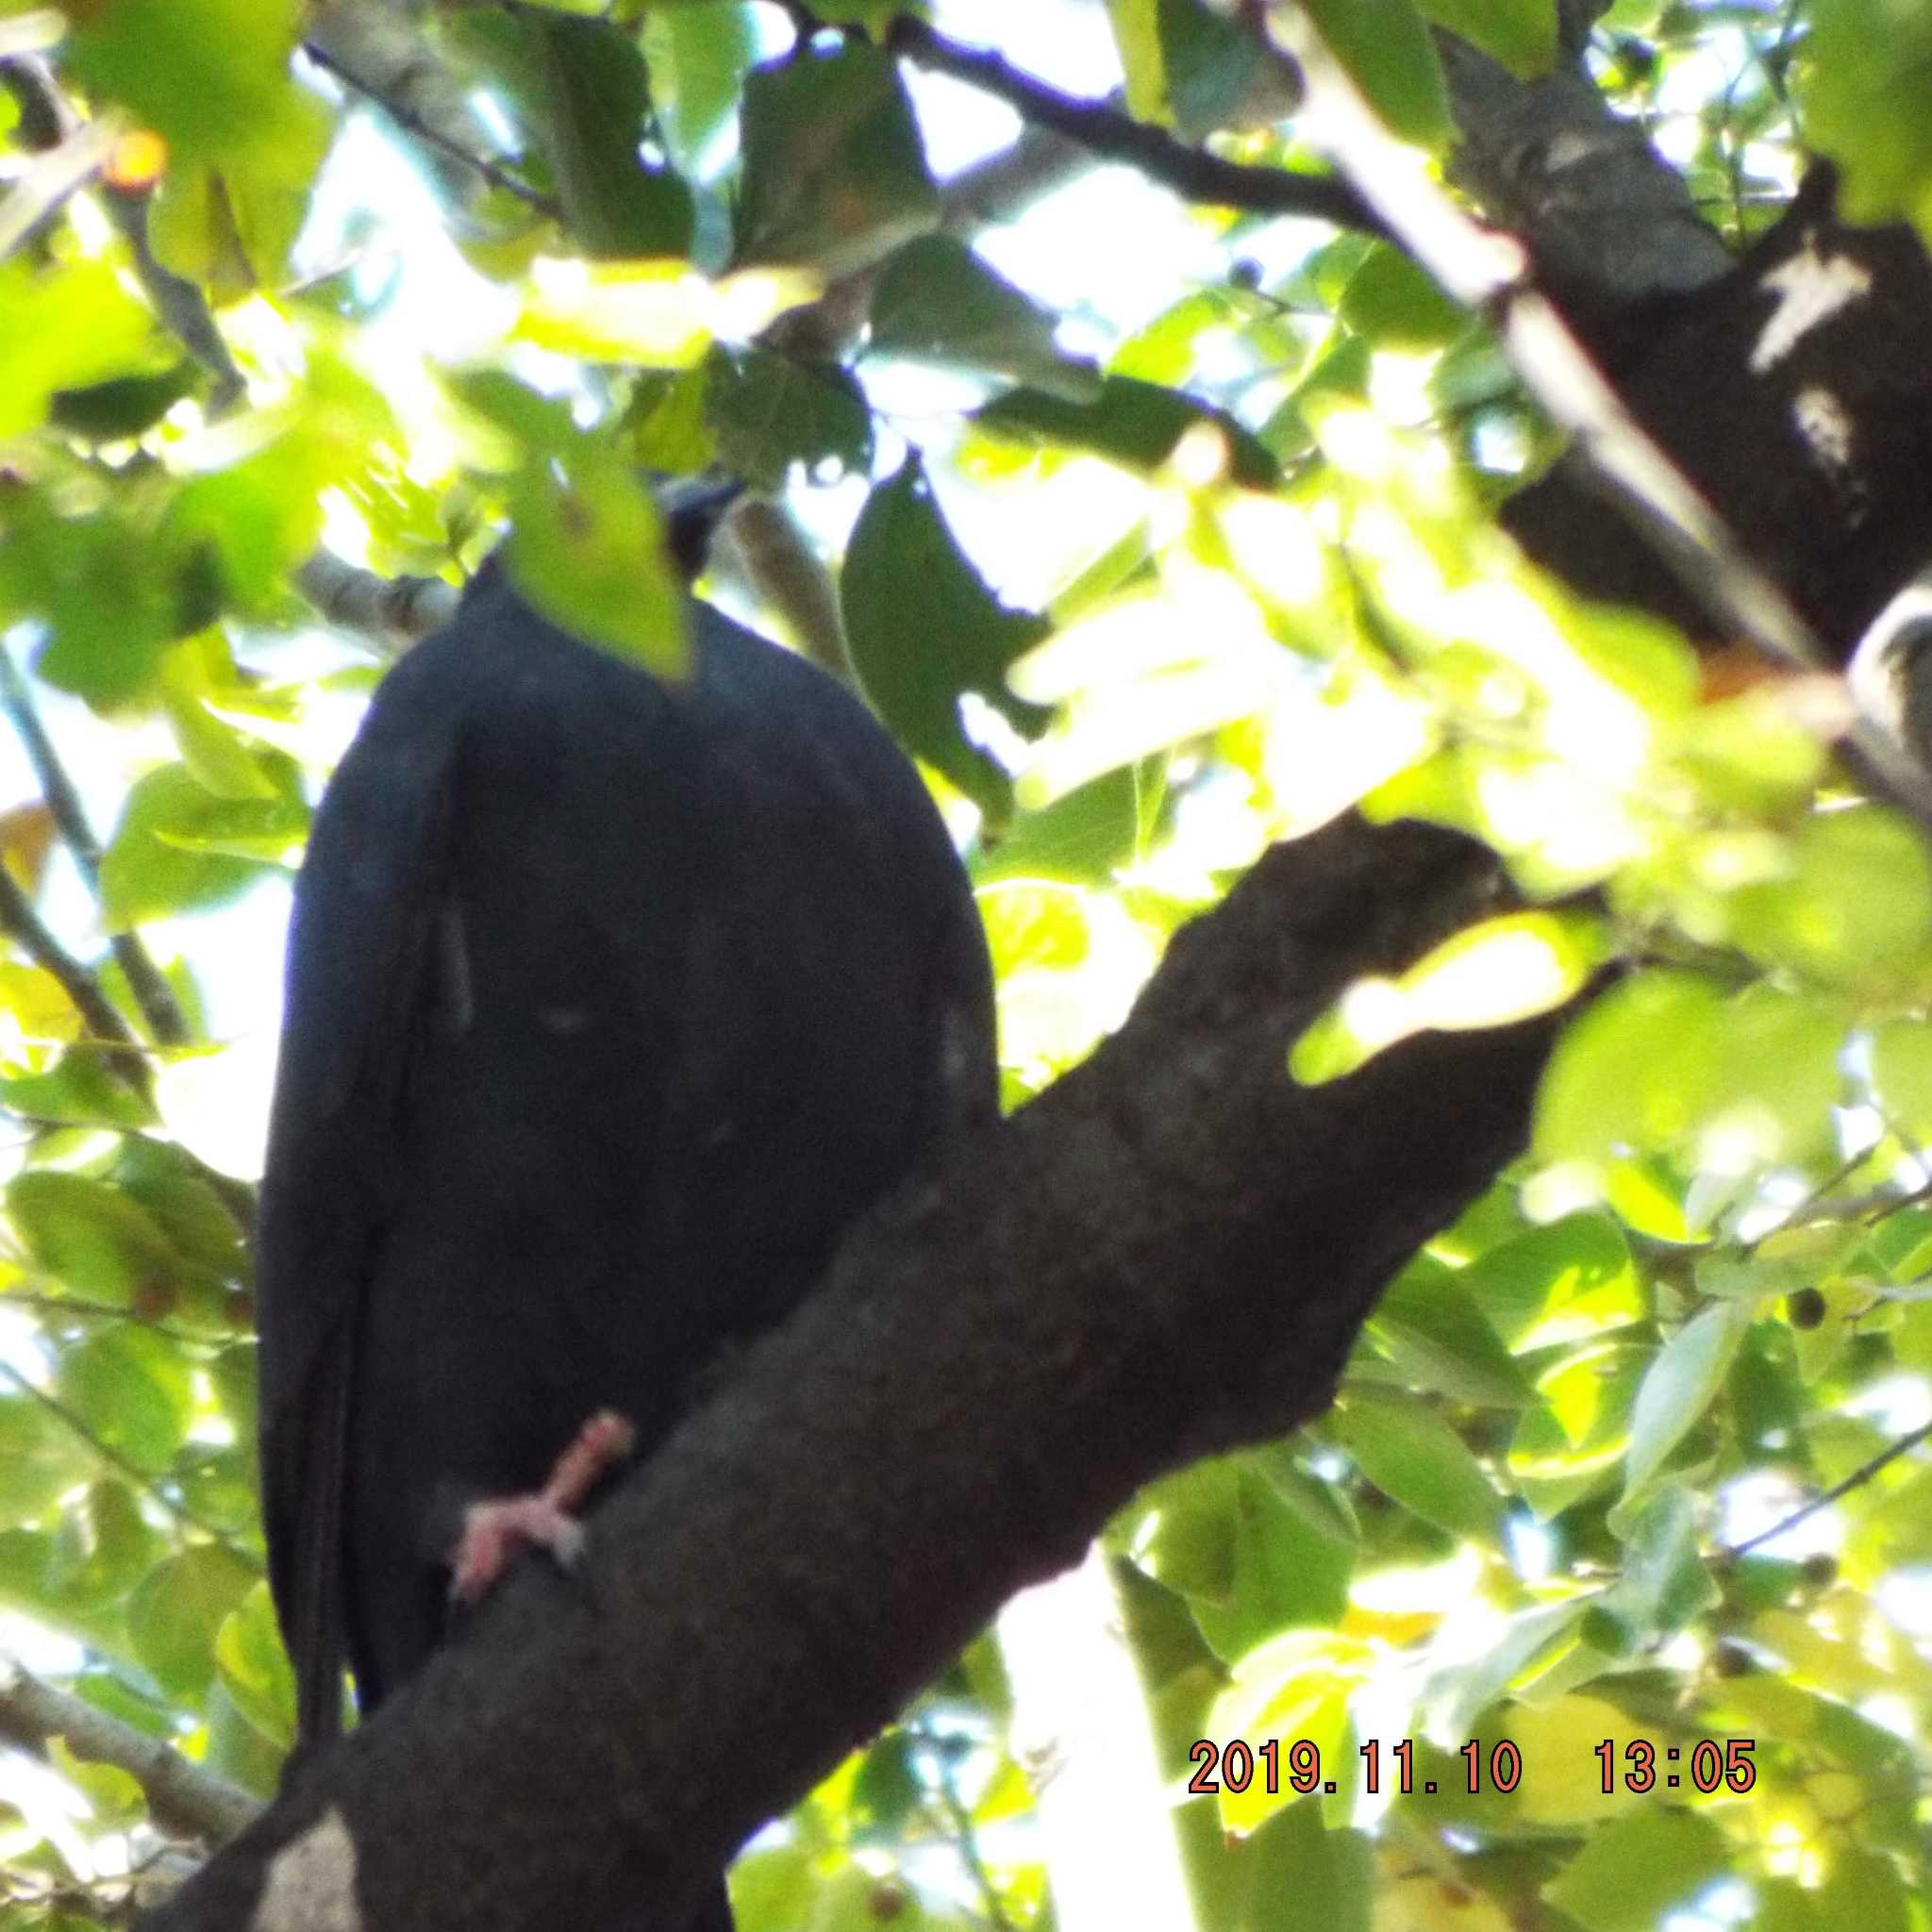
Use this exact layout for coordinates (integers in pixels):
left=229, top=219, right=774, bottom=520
left=0, top=648, right=193, bottom=1050
left=291, top=554, right=459, bottom=654
left=299, top=26, right=561, bottom=222
left=0, top=859, right=142, bottom=1067
left=1259, top=4, right=1932, bottom=824
left=0, top=1660, right=258, bottom=1845
left=886, top=17, right=1383, bottom=239
left=138, top=812, right=1568, bottom=1932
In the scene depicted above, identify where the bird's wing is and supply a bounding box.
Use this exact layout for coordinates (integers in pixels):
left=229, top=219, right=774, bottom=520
left=256, top=660, right=465, bottom=1746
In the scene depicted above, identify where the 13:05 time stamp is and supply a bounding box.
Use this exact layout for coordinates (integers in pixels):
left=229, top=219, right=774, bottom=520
left=1188, top=1737, right=1757, bottom=1797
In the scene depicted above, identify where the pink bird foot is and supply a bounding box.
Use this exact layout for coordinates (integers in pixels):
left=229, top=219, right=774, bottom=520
left=448, top=1408, right=638, bottom=1603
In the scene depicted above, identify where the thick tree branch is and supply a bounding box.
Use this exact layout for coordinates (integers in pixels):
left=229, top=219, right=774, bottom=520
left=0, top=1661, right=258, bottom=1845
left=139, top=812, right=1567, bottom=1932
left=1434, top=26, right=1734, bottom=337
left=1261, top=5, right=1932, bottom=823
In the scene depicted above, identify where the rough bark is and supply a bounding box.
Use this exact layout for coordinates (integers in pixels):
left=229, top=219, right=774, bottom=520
left=141, top=813, right=1564, bottom=1932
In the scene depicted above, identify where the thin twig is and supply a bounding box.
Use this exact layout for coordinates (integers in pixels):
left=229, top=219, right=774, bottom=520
left=0, top=109, right=118, bottom=262
left=0, top=863, right=142, bottom=1064
left=929, top=1736, right=1014, bottom=1932
left=886, top=17, right=1382, bottom=239
left=0, top=58, right=246, bottom=410
left=1723, top=1421, right=1932, bottom=1559
left=300, top=36, right=563, bottom=221
left=0, top=1285, right=215, bottom=1346
left=0, top=647, right=193, bottom=1048
left=0, top=1360, right=262, bottom=1573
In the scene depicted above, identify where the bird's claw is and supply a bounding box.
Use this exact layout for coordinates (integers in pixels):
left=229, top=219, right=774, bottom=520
left=446, top=1408, right=638, bottom=1603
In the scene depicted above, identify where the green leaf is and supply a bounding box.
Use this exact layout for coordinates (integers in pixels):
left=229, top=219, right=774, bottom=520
left=703, top=344, right=874, bottom=489
left=622, top=367, right=718, bottom=475
left=1299, top=0, right=1453, bottom=150
left=1509, top=1341, right=1647, bottom=1518
left=45, top=1479, right=162, bottom=1612
left=128, top=1544, right=258, bottom=1702
left=504, top=454, right=687, bottom=675
left=737, top=41, right=939, bottom=275
left=1872, top=1017, right=1932, bottom=1139
left=1127, top=1458, right=1240, bottom=1606
left=1702, top=985, right=1848, bottom=1170
left=841, top=458, right=1053, bottom=821
left=101, top=763, right=305, bottom=927
left=1417, top=0, right=1558, bottom=78
left=1606, top=1484, right=1718, bottom=1639
left=202, top=1677, right=288, bottom=1795
left=1158, top=0, right=1266, bottom=142
left=1533, top=971, right=1726, bottom=1172
left=1724, top=808, right=1932, bottom=993
left=215, top=1580, right=297, bottom=1746
left=1362, top=1254, right=1534, bottom=1407
left=163, top=395, right=388, bottom=620
left=457, top=373, right=690, bottom=676
left=67, top=0, right=304, bottom=160
left=114, top=1141, right=249, bottom=1289
left=1106, top=0, right=1168, bottom=123
left=1243, top=1800, right=1373, bottom=1932
left=1813, top=1847, right=1910, bottom=1932
left=1802, top=0, right=1932, bottom=235
left=0, top=494, right=178, bottom=708
left=1332, top=1389, right=1503, bottom=1539
left=54, top=1324, right=194, bottom=1473
left=871, top=234, right=1100, bottom=401
left=0, top=1393, right=93, bottom=1524
left=160, top=633, right=285, bottom=802
left=49, top=363, right=201, bottom=443
left=1543, top=1806, right=1728, bottom=1932
left=974, top=375, right=1281, bottom=489
left=0, top=1049, right=157, bottom=1131
left=147, top=96, right=333, bottom=294
left=641, top=2, right=759, bottom=177
left=1339, top=243, right=1467, bottom=349
left=1206, top=1627, right=1373, bottom=1828
left=973, top=762, right=1169, bottom=887
left=1619, top=1302, right=1750, bottom=1515
left=526, top=13, right=696, bottom=258
left=1189, top=1465, right=1355, bottom=1661
left=8, top=1172, right=179, bottom=1308
left=1457, top=1213, right=1642, bottom=1353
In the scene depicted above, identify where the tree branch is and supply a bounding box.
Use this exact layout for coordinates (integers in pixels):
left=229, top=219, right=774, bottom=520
left=291, top=553, right=459, bottom=654
left=1257, top=3, right=1932, bottom=824
left=885, top=17, right=1382, bottom=238
left=299, top=32, right=561, bottom=222
left=0, top=1660, right=258, bottom=1846
left=138, top=812, right=1568, bottom=1932
left=1723, top=1421, right=1932, bottom=1561
left=0, top=1364, right=263, bottom=1573
left=0, top=648, right=194, bottom=1050
left=0, top=860, right=142, bottom=1066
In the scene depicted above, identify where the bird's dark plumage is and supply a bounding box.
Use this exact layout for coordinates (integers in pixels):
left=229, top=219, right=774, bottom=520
left=256, top=561, right=994, bottom=1923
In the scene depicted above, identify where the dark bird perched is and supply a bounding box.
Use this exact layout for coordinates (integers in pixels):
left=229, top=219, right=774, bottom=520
left=256, top=525, right=996, bottom=1927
